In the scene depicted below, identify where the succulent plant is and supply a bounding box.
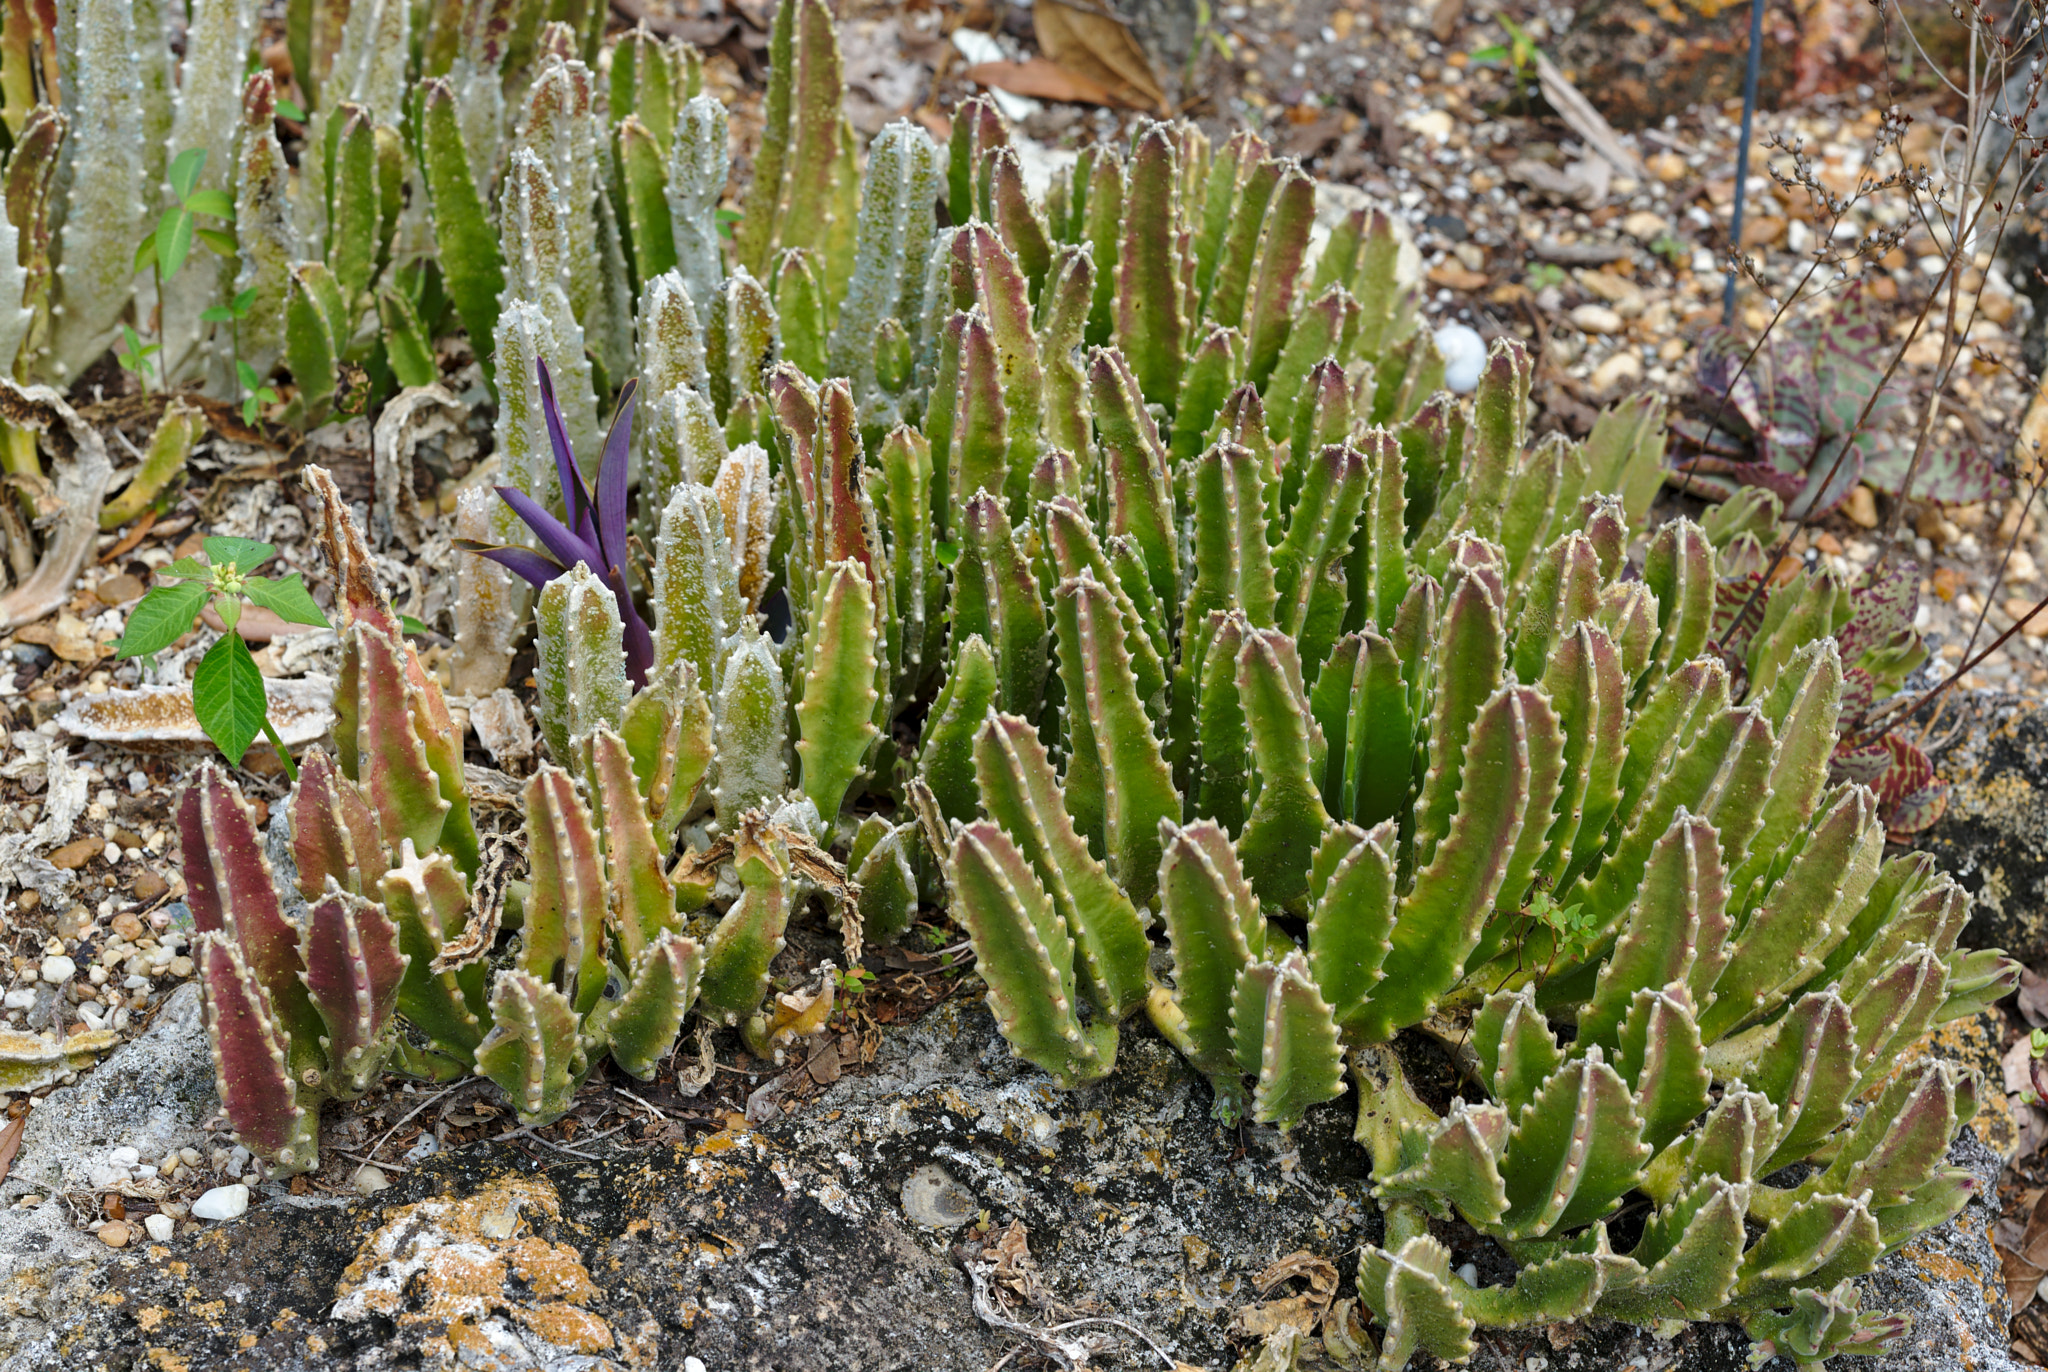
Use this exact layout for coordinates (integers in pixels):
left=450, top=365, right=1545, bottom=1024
left=144, top=14, right=2017, bottom=1366
left=1700, top=487, right=1948, bottom=837
left=184, top=467, right=851, bottom=1173
left=458, top=360, right=655, bottom=687
left=1673, top=283, right=2007, bottom=513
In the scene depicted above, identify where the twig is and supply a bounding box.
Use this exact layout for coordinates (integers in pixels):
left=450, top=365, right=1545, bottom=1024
left=356, top=1079, right=474, bottom=1171
left=334, top=1150, right=409, bottom=1177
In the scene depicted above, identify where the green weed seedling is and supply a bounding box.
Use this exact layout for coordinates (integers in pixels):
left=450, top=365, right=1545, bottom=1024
left=114, top=536, right=329, bottom=779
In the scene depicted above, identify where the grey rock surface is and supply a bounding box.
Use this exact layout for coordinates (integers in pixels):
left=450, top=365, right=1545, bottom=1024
left=0, top=997, right=2024, bottom=1372
left=0, top=983, right=214, bottom=1367
left=1922, top=692, right=2048, bottom=968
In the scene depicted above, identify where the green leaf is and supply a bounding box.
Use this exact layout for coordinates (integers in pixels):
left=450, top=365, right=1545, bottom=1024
left=156, top=207, right=194, bottom=278
left=243, top=572, right=331, bottom=628
left=236, top=360, right=261, bottom=388
left=275, top=98, right=305, bottom=122
left=133, top=231, right=158, bottom=273
left=203, top=536, right=275, bottom=572
left=184, top=189, right=235, bottom=218
left=113, top=583, right=208, bottom=658
left=233, top=287, right=258, bottom=313
left=194, top=227, right=238, bottom=257
left=199, top=304, right=238, bottom=323
left=160, top=556, right=212, bottom=580
left=399, top=613, right=430, bottom=636
left=192, top=632, right=268, bottom=766
left=168, top=148, right=207, bottom=202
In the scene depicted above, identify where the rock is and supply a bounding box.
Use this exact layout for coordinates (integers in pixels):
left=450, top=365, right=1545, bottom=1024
left=191, top=1185, right=250, bottom=1222
left=0, top=983, right=211, bottom=1360
left=92, top=574, right=144, bottom=606
left=46, top=838, right=100, bottom=872
left=0, top=1001, right=2024, bottom=1371
left=1845, top=483, right=1881, bottom=528
left=1621, top=210, right=1668, bottom=241
left=1590, top=350, right=1644, bottom=394
left=350, top=1166, right=389, bottom=1195
left=1434, top=323, right=1486, bottom=394
left=142, top=1214, right=175, bottom=1244
left=37, top=955, right=73, bottom=985
left=130, top=871, right=167, bottom=902
left=1570, top=303, right=1624, bottom=334
left=899, top=1163, right=977, bottom=1229
left=97, top=1222, right=129, bottom=1249
left=1921, top=693, right=2048, bottom=965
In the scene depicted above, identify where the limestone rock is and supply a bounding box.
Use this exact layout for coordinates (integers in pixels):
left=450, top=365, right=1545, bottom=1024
left=0, top=1000, right=2023, bottom=1372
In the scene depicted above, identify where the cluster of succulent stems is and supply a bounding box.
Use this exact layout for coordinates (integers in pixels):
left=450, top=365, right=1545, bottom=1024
left=104, top=1, right=2021, bottom=1367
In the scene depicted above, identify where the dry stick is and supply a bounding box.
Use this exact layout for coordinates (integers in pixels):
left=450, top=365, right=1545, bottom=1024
left=1715, top=8, right=2039, bottom=651
left=1855, top=470, right=2047, bottom=751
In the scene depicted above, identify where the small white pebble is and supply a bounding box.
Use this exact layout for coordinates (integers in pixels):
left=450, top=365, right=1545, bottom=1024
left=143, top=1213, right=176, bottom=1243
left=191, top=1184, right=249, bottom=1222
left=1456, top=1262, right=1479, bottom=1285
left=39, top=955, right=75, bottom=985
left=1435, top=323, right=1486, bottom=394
left=109, top=1146, right=140, bottom=1167
left=685, top=1359, right=709, bottom=1372
left=127, top=772, right=148, bottom=794
left=352, top=1165, right=390, bottom=1195
left=3, top=989, right=35, bottom=1010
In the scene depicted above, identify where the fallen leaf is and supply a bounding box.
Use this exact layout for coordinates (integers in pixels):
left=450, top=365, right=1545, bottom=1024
left=199, top=603, right=323, bottom=644
left=2000, top=1187, right=2048, bottom=1313
left=1428, top=261, right=1490, bottom=292
left=1033, top=0, right=1166, bottom=113
left=0, top=1114, right=24, bottom=1186
left=1233, top=1294, right=1324, bottom=1339
left=1256, top=1250, right=1339, bottom=1300
left=2019, top=965, right=2048, bottom=1029
left=966, top=57, right=1121, bottom=107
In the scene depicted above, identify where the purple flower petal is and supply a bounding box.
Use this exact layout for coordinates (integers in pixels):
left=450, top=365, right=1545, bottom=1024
left=535, top=359, right=594, bottom=535
left=593, top=379, right=637, bottom=579
left=496, top=484, right=602, bottom=577
left=463, top=543, right=566, bottom=590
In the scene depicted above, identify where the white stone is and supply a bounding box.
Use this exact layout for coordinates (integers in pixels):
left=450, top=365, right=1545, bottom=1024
left=191, top=1184, right=249, bottom=1221
left=1569, top=304, right=1623, bottom=335
left=1591, top=351, right=1644, bottom=393
left=107, top=1146, right=140, bottom=1167
left=38, top=954, right=75, bottom=985
left=1434, top=323, right=1486, bottom=394
left=143, top=1213, right=175, bottom=1243
left=685, top=1360, right=709, bottom=1372
left=352, top=1165, right=390, bottom=1195
left=2, top=989, right=35, bottom=1010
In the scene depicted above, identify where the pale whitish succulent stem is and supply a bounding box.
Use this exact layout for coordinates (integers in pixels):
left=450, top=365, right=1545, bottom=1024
left=534, top=564, right=632, bottom=767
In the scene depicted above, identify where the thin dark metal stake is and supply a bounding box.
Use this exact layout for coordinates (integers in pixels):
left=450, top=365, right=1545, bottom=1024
left=1723, top=0, right=1769, bottom=324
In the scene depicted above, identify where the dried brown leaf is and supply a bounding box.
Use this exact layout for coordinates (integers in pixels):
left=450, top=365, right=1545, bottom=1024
left=1256, top=1250, right=1339, bottom=1300
left=2019, top=965, right=2048, bottom=1029
left=1033, top=0, right=1166, bottom=113
left=966, top=57, right=1121, bottom=107
left=0, top=1114, right=23, bottom=1186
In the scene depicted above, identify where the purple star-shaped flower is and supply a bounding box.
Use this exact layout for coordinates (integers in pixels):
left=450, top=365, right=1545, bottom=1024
left=457, top=360, right=654, bottom=687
